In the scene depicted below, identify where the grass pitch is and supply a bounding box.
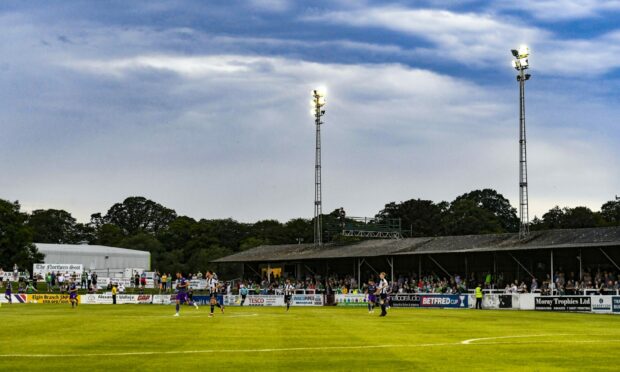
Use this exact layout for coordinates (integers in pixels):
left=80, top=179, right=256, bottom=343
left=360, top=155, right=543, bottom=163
left=1, top=304, right=620, bottom=371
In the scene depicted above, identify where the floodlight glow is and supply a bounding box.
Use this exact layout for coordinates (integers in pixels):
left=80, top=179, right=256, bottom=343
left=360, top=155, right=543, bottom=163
left=518, top=45, right=529, bottom=58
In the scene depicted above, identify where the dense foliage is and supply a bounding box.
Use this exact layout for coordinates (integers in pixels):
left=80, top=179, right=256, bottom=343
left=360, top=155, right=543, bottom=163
left=2, top=193, right=618, bottom=273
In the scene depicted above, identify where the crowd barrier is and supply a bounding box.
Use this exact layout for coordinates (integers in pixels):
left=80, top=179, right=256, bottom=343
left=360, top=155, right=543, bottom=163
left=4, top=292, right=620, bottom=314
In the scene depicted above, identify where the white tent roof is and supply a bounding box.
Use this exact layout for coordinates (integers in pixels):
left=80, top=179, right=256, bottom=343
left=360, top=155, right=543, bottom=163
left=35, top=243, right=150, bottom=257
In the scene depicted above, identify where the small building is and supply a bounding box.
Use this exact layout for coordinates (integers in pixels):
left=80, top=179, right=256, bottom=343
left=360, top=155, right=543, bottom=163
left=35, top=243, right=150, bottom=274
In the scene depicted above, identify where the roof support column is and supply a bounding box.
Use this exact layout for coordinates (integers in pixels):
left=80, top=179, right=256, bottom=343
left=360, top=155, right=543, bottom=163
left=427, top=255, right=452, bottom=279
left=550, top=249, right=554, bottom=295
left=357, top=258, right=363, bottom=290
left=508, top=252, right=535, bottom=279
left=599, top=248, right=620, bottom=271
left=245, top=264, right=261, bottom=279
left=493, top=253, right=497, bottom=289
left=418, top=256, right=422, bottom=281
left=464, top=255, right=468, bottom=282
left=578, top=249, right=582, bottom=281
left=386, top=257, right=394, bottom=284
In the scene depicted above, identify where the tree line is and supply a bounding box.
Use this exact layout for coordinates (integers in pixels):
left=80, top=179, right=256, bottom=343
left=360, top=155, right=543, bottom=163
left=1, top=191, right=618, bottom=274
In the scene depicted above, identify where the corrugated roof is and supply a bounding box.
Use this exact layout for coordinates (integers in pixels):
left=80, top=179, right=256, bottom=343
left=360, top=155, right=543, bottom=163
left=36, top=243, right=150, bottom=257
left=213, top=226, right=620, bottom=263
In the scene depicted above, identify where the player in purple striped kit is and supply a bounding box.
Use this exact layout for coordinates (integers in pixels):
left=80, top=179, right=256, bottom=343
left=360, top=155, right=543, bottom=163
left=174, top=272, right=198, bottom=317
left=366, top=279, right=377, bottom=314
left=4, top=281, right=11, bottom=304
left=69, top=280, right=78, bottom=308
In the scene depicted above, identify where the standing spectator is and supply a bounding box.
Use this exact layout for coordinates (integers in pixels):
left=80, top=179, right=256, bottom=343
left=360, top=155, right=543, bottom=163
left=154, top=272, right=160, bottom=290
left=92, top=272, right=98, bottom=289
left=166, top=273, right=172, bottom=293
left=140, top=272, right=147, bottom=289
left=134, top=273, right=140, bottom=289
left=161, top=273, right=167, bottom=291
left=51, top=271, right=57, bottom=291
left=13, top=264, right=19, bottom=282
left=112, top=284, right=117, bottom=305
left=475, top=283, right=483, bottom=309
left=46, top=272, right=52, bottom=292
left=81, top=270, right=88, bottom=289
left=58, top=272, right=65, bottom=292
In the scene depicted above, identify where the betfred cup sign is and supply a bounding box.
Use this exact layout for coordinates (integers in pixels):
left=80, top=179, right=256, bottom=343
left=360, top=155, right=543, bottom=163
left=420, top=295, right=468, bottom=308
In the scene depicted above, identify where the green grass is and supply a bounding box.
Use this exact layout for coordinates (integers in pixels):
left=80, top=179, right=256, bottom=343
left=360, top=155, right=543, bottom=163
left=1, top=304, right=620, bottom=371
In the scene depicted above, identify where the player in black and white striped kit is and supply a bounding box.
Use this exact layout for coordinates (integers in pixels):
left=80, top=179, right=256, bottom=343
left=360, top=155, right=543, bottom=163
left=284, top=279, right=294, bottom=312
left=377, top=272, right=389, bottom=317
left=206, top=271, right=224, bottom=317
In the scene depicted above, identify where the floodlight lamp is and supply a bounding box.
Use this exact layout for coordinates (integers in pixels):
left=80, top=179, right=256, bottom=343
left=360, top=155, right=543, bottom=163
left=512, top=60, right=518, bottom=69
left=519, top=57, right=529, bottom=68
left=317, top=96, right=326, bottom=106
left=518, top=45, right=529, bottom=58
left=511, top=49, right=519, bottom=57
left=525, top=74, right=531, bottom=80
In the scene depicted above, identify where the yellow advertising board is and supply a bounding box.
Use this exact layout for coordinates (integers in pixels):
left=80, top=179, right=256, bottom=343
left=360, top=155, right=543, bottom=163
left=27, top=294, right=77, bottom=304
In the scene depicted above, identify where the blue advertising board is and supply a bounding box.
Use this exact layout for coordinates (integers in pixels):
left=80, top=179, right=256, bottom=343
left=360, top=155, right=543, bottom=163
left=419, top=294, right=468, bottom=308
left=191, top=295, right=223, bottom=305
left=613, top=297, right=620, bottom=313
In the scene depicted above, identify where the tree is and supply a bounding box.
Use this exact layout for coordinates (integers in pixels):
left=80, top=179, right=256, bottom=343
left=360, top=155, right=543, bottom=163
left=199, top=219, right=250, bottom=251
left=0, top=199, right=43, bottom=270
left=452, top=189, right=519, bottom=232
left=156, top=216, right=197, bottom=254
left=561, top=206, right=603, bottom=229
left=442, top=198, right=503, bottom=235
left=103, top=197, right=177, bottom=235
left=249, top=220, right=286, bottom=245
left=94, top=224, right=125, bottom=246
left=27, top=209, right=80, bottom=244
left=283, top=218, right=313, bottom=243
left=541, top=206, right=565, bottom=229
left=376, top=199, right=447, bottom=237
left=119, top=233, right=165, bottom=269
left=601, top=199, right=620, bottom=225
left=540, top=206, right=604, bottom=229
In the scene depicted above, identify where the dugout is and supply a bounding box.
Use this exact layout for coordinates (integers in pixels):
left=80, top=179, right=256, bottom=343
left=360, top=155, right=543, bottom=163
left=214, top=227, right=620, bottom=288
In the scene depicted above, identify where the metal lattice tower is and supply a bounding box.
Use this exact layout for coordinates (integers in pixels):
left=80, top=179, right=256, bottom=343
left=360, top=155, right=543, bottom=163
left=512, top=46, right=531, bottom=239
left=312, top=90, right=326, bottom=246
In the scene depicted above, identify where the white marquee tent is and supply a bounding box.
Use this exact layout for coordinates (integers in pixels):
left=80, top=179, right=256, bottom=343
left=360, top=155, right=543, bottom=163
left=35, top=243, right=150, bottom=273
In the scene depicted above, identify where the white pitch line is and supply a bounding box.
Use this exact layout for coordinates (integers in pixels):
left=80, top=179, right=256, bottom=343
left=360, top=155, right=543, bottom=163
left=3, top=335, right=618, bottom=358
left=461, top=334, right=571, bottom=345
left=0, top=343, right=454, bottom=358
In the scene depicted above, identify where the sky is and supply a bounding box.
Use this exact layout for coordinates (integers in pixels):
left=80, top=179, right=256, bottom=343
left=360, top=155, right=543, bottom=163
left=1, top=0, right=619, bottom=223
